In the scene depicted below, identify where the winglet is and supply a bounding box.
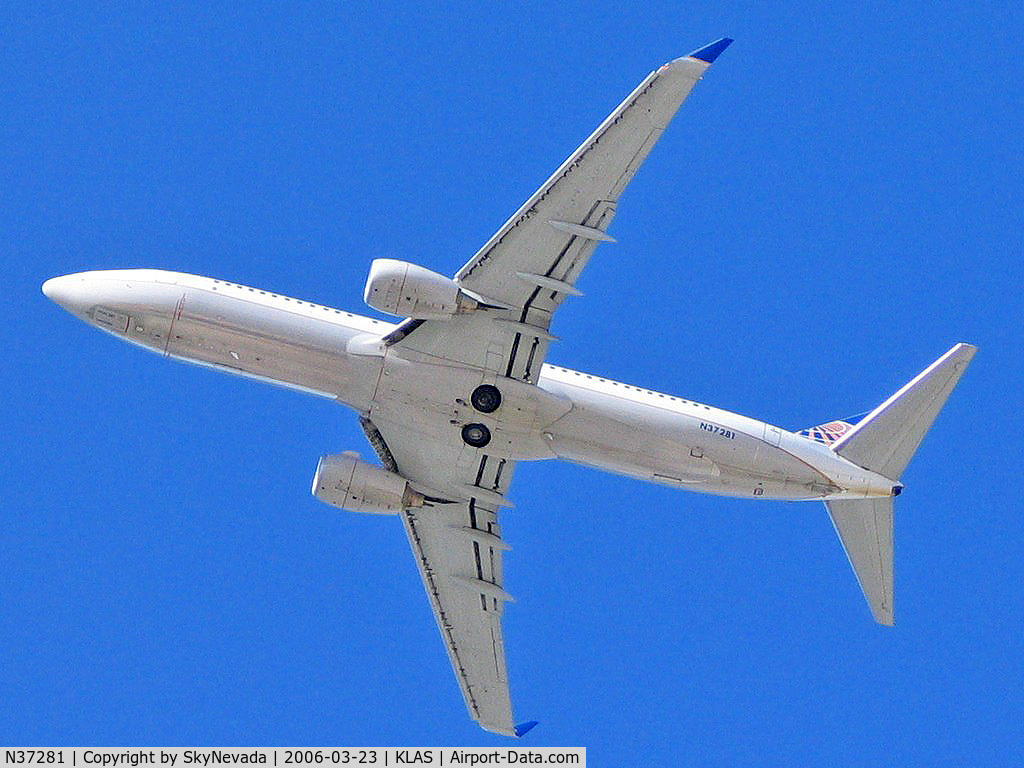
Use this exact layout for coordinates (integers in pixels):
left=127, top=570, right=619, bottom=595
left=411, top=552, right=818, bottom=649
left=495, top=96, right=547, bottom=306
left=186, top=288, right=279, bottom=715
left=687, top=37, right=733, bottom=64
left=514, top=720, right=539, bottom=738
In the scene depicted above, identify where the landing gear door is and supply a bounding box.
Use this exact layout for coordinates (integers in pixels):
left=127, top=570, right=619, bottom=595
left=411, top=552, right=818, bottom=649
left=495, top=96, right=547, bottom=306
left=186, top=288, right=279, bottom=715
left=764, top=425, right=783, bottom=446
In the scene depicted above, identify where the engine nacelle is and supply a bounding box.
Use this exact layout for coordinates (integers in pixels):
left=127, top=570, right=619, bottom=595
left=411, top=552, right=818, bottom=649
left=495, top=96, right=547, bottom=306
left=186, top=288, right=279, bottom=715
left=311, top=452, right=425, bottom=515
left=364, top=259, right=478, bottom=320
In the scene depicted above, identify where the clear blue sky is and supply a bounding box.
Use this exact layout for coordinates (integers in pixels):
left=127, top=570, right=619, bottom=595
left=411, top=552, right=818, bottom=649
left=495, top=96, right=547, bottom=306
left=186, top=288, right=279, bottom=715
left=2, top=2, right=1021, bottom=762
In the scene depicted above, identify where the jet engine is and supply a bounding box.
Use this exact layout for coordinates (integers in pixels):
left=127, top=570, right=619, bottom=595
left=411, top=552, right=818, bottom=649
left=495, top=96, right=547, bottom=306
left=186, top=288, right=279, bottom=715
left=311, top=452, right=425, bottom=515
left=364, top=259, right=479, bottom=320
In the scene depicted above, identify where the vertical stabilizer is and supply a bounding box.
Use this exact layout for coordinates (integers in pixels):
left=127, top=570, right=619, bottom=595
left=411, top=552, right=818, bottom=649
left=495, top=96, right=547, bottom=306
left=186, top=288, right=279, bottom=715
left=825, top=498, right=894, bottom=625
left=823, top=343, right=975, bottom=625
left=832, top=343, right=976, bottom=481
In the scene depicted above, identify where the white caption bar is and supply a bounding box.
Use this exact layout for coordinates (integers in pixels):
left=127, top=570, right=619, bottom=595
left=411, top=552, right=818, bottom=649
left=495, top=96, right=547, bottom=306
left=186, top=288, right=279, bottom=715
left=0, top=748, right=585, bottom=768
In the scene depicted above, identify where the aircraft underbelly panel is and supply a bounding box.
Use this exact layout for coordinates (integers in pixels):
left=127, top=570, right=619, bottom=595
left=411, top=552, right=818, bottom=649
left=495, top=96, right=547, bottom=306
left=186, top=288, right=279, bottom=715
left=369, top=355, right=572, bottom=460
left=162, top=288, right=381, bottom=409
left=540, top=380, right=827, bottom=498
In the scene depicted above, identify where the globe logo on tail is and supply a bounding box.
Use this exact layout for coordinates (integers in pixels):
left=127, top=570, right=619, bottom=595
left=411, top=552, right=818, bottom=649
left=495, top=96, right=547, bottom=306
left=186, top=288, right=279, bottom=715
left=798, top=415, right=865, bottom=446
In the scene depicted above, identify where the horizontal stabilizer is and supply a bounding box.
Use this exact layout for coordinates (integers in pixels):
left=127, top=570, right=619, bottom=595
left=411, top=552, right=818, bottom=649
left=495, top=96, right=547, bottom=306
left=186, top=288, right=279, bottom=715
left=833, top=343, right=976, bottom=480
left=825, top=498, right=894, bottom=625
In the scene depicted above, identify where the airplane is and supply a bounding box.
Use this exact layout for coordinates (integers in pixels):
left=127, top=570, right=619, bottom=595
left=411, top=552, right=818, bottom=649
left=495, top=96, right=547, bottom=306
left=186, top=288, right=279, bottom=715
left=41, top=38, right=976, bottom=737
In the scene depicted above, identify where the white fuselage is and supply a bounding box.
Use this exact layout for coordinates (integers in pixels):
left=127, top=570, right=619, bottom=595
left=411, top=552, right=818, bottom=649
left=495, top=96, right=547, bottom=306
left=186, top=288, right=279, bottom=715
left=43, top=269, right=896, bottom=502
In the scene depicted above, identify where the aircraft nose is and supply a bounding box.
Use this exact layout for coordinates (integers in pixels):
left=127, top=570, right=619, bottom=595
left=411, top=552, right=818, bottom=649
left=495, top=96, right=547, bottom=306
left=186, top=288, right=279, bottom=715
left=42, top=274, right=90, bottom=315
left=41, top=276, right=58, bottom=299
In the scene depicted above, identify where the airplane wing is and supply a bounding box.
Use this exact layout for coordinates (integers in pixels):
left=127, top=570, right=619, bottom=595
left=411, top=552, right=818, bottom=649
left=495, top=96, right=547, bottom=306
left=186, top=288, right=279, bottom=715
left=368, top=40, right=732, bottom=735
left=385, top=38, right=733, bottom=382
left=362, top=415, right=521, bottom=736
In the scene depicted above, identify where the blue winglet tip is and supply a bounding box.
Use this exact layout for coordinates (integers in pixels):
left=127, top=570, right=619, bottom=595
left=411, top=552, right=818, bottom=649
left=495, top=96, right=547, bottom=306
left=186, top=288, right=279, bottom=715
left=514, top=720, right=539, bottom=738
left=688, top=37, right=733, bottom=64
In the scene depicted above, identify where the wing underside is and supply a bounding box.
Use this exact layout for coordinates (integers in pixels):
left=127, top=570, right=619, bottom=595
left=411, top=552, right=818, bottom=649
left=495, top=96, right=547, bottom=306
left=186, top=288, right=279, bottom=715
left=369, top=415, right=520, bottom=735
left=387, top=47, right=727, bottom=382
left=403, top=496, right=515, bottom=734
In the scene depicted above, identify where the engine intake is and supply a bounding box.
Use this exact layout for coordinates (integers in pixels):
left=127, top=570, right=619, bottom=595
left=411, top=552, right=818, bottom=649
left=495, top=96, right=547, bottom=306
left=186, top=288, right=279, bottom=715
left=312, top=452, right=424, bottom=515
left=364, top=259, right=478, bottom=320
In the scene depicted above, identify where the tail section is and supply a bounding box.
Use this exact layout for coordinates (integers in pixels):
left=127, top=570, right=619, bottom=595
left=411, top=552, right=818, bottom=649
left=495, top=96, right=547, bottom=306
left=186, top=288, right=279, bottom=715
left=821, top=343, right=976, bottom=625
left=832, top=343, right=977, bottom=481
left=825, top=497, right=894, bottom=625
